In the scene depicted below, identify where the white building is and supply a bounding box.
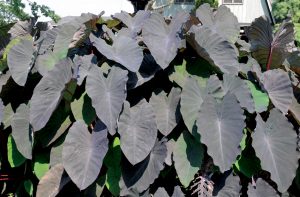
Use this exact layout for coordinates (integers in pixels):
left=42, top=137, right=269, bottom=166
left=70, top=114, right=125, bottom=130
left=218, top=0, right=275, bottom=25
left=151, top=0, right=275, bottom=25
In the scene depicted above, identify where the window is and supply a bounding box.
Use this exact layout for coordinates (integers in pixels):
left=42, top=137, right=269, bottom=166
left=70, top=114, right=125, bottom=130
left=174, top=0, right=195, bottom=4
left=223, top=0, right=243, bottom=4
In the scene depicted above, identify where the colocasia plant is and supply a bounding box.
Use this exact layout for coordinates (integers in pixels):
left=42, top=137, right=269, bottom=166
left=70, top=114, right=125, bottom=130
left=0, top=3, right=299, bottom=197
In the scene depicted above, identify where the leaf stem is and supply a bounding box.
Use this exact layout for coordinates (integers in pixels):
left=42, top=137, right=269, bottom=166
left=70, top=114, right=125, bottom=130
left=266, top=47, right=273, bottom=71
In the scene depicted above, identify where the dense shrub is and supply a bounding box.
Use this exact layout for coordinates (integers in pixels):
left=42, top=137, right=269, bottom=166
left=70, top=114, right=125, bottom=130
left=0, top=3, right=299, bottom=196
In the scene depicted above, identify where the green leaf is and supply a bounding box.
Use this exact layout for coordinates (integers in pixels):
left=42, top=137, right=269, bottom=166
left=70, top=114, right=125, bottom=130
left=169, top=58, right=210, bottom=88
left=247, top=81, right=269, bottom=113
left=24, top=180, right=33, bottom=196
left=71, top=92, right=96, bottom=125
left=173, top=130, right=204, bottom=187
left=7, top=135, right=26, bottom=167
left=104, top=137, right=121, bottom=196
left=234, top=132, right=261, bottom=178
left=3, top=103, right=14, bottom=129
left=33, top=152, right=50, bottom=180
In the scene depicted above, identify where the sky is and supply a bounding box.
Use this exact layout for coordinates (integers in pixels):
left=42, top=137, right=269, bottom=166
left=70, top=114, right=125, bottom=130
left=24, top=0, right=134, bottom=21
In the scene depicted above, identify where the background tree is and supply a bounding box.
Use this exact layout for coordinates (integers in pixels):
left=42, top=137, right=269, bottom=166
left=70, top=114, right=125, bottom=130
left=0, top=0, right=59, bottom=26
left=272, top=0, right=300, bottom=23
left=0, top=0, right=59, bottom=57
left=272, top=0, right=300, bottom=45
left=195, top=0, right=218, bottom=8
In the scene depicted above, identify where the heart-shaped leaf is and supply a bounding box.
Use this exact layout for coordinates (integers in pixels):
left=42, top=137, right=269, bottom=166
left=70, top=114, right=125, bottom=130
left=196, top=94, right=245, bottom=172
left=247, top=16, right=294, bottom=70
left=86, top=65, right=128, bottom=134
left=62, top=120, right=109, bottom=190
left=142, top=12, right=189, bottom=69
left=118, top=100, right=157, bottom=165
left=7, top=38, right=34, bottom=86
left=90, top=34, right=143, bottom=72
left=196, top=4, right=239, bottom=43
left=114, top=10, right=151, bottom=38
left=259, top=69, right=293, bottom=114
left=150, top=88, right=181, bottom=136
left=252, top=109, right=298, bottom=192
left=188, top=26, right=239, bottom=75
left=30, top=58, right=72, bottom=131
left=11, top=104, right=32, bottom=159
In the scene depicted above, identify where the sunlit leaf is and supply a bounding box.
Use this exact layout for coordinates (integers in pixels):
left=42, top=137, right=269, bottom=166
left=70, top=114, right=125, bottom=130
left=62, top=120, right=108, bottom=190
left=11, top=104, right=32, bottom=159
left=196, top=94, right=245, bottom=172
left=259, top=69, right=292, bottom=114
left=142, top=12, right=189, bottom=69
left=90, top=34, right=143, bottom=72
left=118, top=100, right=157, bottom=165
left=30, top=58, right=72, bottom=131
left=7, top=39, right=34, bottom=86
left=196, top=4, right=239, bottom=43
left=149, top=88, right=181, bottom=136
left=180, top=77, right=203, bottom=132
left=114, top=10, right=151, bottom=38
left=86, top=65, right=128, bottom=134
left=188, top=26, right=239, bottom=75
left=252, top=109, right=298, bottom=192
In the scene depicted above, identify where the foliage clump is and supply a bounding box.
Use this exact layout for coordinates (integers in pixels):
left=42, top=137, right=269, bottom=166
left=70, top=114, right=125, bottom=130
left=0, top=3, right=299, bottom=196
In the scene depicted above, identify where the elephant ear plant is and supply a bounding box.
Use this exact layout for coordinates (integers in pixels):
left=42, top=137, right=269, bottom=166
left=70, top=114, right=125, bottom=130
left=0, top=3, right=299, bottom=196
